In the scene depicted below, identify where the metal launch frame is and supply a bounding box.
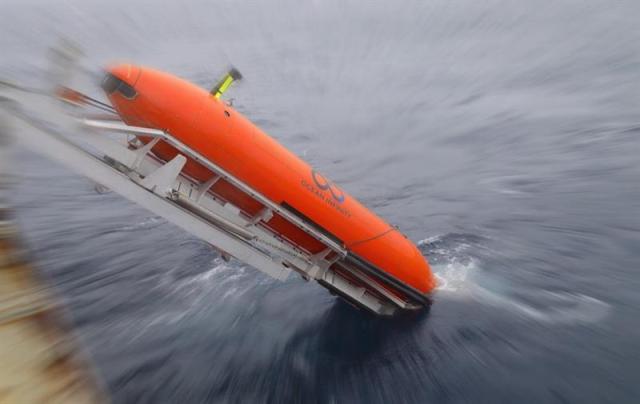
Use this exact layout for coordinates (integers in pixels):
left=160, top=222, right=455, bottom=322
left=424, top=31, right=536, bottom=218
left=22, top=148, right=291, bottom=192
left=0, top=53, right=426, bottom=316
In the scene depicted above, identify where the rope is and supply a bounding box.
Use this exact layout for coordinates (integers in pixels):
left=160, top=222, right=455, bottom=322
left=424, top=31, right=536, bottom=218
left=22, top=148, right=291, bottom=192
left=346, top=227, right=397, bottom=249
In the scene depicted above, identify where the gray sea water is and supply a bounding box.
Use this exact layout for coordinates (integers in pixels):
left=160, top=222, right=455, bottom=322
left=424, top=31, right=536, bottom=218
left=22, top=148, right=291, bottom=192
left=2, top=0, right=640, bottom=402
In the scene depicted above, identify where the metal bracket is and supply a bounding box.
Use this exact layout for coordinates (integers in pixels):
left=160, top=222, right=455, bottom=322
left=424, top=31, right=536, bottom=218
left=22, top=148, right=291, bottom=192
left=194, top=175, right=220, bottom=203
left=139, top=154, right=186, bottom=195
left=247, top=207, right=273, bottom=227
left=131, top=137, right=160, bottom=170
left=306, top=248, right=334, bottom=279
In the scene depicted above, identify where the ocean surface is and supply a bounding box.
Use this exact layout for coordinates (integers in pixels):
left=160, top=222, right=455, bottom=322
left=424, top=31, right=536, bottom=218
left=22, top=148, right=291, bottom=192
left=2, top=0, right=640, bottom=402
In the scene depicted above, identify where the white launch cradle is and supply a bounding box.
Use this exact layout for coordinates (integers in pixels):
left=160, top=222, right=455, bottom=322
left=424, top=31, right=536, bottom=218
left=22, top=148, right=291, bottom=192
left=0, top=80, right=405, bottom=315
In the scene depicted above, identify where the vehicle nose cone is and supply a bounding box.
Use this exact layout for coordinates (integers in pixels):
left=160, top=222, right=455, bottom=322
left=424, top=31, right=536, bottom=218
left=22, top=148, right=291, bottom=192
left=107, top=64, right=141, bottom=86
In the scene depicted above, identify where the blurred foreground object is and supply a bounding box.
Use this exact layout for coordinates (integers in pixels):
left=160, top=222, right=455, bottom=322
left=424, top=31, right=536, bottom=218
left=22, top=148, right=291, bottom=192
left=0, top=115, right=108, bottom=402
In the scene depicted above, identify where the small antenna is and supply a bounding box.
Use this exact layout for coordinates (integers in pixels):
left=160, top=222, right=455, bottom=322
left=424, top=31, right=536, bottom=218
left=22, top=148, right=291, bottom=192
left=210, top=67, right=242, bottom=99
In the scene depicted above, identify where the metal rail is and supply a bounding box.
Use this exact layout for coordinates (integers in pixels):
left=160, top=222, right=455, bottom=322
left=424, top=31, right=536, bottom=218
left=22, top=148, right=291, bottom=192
left=81, top=118, right=348, bottom=257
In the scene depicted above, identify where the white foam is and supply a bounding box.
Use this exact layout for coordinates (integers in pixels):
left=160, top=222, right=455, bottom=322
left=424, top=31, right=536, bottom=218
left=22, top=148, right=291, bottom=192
left=417, top=235, right=442, bottom=246
left=433, top=259, right=478, bottom=292
left=118, top=215, right=165, bottom=232
left=478, top=288, right=610, bottom=325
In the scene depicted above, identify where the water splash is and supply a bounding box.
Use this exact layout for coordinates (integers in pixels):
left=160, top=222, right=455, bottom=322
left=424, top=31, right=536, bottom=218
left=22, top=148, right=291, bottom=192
left=419, top=233, right=481, bottom=292
left=419, top=233, right=610, bottom=325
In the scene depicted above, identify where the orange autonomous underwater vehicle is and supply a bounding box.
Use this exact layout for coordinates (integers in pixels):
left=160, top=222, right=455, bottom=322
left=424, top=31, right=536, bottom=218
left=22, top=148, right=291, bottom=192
left=0, top=47, right=435, bottom=315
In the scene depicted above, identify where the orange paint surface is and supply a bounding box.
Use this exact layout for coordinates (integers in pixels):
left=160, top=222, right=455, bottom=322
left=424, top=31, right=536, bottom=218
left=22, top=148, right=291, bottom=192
left=107, top=65, right=436, bottom=295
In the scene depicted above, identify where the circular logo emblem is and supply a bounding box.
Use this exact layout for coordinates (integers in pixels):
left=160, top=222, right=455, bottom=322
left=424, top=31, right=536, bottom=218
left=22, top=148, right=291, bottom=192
left=312, top=169, right=345, bottom=203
